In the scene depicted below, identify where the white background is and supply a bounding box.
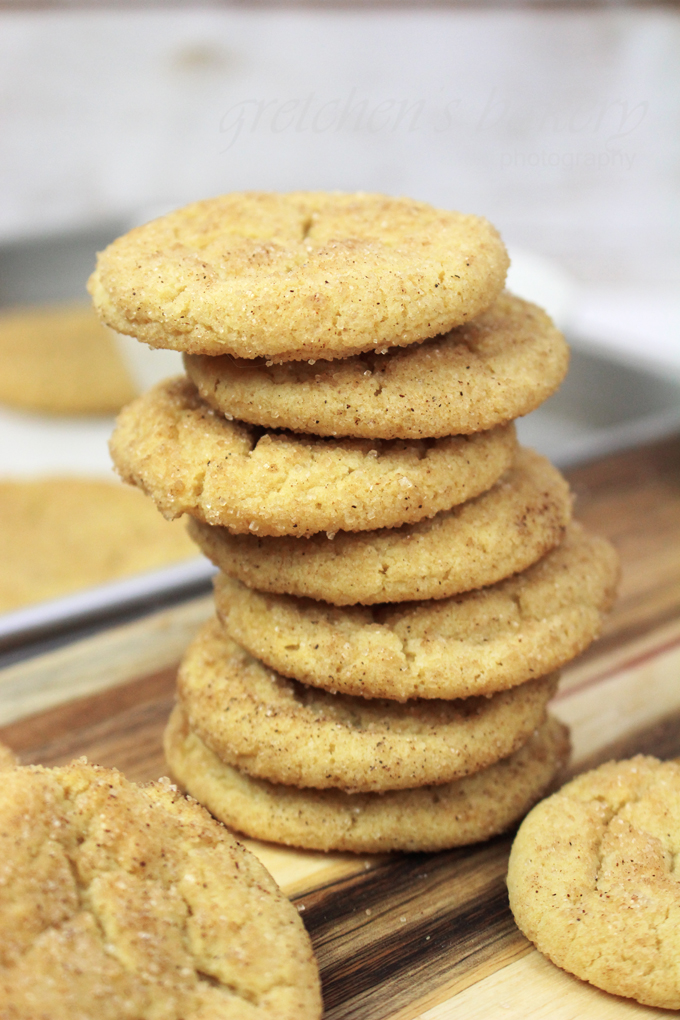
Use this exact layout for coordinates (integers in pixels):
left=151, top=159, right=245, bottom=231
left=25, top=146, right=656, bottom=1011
left=1, top=6, right=679, bottom=366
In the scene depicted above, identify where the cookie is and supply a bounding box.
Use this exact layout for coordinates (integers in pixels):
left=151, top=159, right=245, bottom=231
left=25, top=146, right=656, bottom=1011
left=177, top=617, right=558, bottom=792
left=0, top=303, right=136, bottom=415
left=0, top=478, right=197, bottom=612
left=110, top=376, right=516, bottom=538
left=89, top=191, right=509, bottom=361
left=165, top=708, right=569, bottom=853
left=189, top=447, right=572, bottom=605
left=185, top=292, right=569, bottom=439
left=0, top=761, right=321, bottom=1019
left=508, top=756, right=680, bottom=1010
left=214, top=522, right=619, bottom=700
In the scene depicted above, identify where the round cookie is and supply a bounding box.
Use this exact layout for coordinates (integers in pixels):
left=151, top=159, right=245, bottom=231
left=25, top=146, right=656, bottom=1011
left=0, top=303, right=136, bottom=415
left=177, top=618, right=558, bottom=792
left=0, top=478, right=197, bottom=613
left=110, top=376, right=516, bottom=538
left=214, top=522, right=619, bottom=700
left=189, top=447, right=572, bottom=605
left=165, top=708, right=570, bottom=853
left=0, top=761, right=321, bottom=1019
left=88, top=191, right=509, bottom=361
left=185, top=293, right=569, bottom=439
left=507, top=756, right=680, bottom=1010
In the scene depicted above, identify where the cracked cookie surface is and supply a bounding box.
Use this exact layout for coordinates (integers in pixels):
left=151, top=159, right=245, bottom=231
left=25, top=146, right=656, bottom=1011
left=165, top=709, right=570, bottom=853
left=508, top=756, right=680, bottom=1009
left=110, top=376, right=516, bottom=537
left=185, top=293, right=568, bottom=439
left=177, top=618, right=557, bottom=792
left=214, top=522, right=619, bottom=700
left=88, top=191, right=509, bottom=361
left=0, top=761, right=321, bottom=1020
left=189, top=447, right=571, bottom=603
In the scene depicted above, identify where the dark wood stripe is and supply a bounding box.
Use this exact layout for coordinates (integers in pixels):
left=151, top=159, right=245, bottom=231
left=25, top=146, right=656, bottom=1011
left=0, top=668, right=176, bottom=779
left=296, top=838, right=525, bottom=1019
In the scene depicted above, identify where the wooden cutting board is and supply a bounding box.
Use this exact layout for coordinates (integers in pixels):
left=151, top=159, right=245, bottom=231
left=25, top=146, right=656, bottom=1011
left=1, top=434, right=679, bottom=1020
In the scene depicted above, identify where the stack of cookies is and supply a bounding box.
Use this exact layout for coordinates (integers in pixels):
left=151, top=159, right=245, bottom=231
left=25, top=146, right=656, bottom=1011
left=90, top=192, right=619, bottom=854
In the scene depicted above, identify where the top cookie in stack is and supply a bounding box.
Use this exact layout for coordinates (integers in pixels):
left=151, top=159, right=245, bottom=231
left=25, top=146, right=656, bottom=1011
left=89, top=191, right=510, bottom=361
left=91, top=192, right=617, bottom=855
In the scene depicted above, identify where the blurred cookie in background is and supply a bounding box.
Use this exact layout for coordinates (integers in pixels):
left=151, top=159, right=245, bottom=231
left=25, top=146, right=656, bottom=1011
left=0, top=478, right=197, bottom=612
left=0, top=303, right=137, bottom=415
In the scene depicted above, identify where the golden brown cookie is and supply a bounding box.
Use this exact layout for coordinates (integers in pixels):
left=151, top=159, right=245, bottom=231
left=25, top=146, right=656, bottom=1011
left=0, top=303, right=136, bottom=415
left=185, top=293, right=569, bottom=439
left=508, top=756, right=680, bottom=1009
left=89, top=192, right=509, bottom=362
left=0, top=478, right=197, bottom=612
left=110, top=376, right=516, bottom=538
left=214, top=522, right=619, bottom=700
left=0, top=761, right=321, bottom=1019
left=177, top=618, right=558, bottom=792
left=165, top=708, right=570, bottom=853
left=189, top=447, right=572, bottom=605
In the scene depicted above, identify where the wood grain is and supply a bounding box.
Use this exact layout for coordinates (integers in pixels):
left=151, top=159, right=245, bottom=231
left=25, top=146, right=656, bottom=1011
left=0, top=432, right=679, bottom=1020
left=567, top=433, right=680, bottom=651
left=0, top=593, right=212, bottom=726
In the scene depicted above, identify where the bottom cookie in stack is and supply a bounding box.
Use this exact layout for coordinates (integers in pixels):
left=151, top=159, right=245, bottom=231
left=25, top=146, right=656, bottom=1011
left=165, top=705, right=569, bottom=854
left=162, top=613, right=569, bottom=854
